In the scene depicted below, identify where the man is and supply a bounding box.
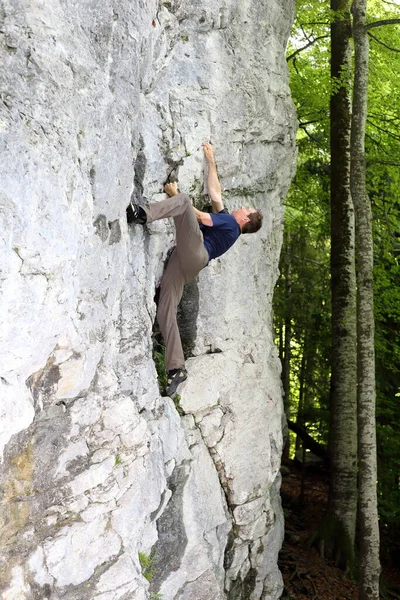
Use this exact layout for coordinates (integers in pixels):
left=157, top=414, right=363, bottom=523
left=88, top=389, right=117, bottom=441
left=127, top=143, right=263, bottom=396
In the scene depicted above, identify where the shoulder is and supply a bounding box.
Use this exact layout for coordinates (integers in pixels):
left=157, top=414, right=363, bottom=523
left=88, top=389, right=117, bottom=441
left=211, top=211, right=236, bottom=223
left=210, top=212, right=240, bottom=235
left=211, top=211, right=235, bottom=225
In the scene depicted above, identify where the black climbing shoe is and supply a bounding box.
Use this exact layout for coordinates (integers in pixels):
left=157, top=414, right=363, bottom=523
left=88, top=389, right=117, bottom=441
left=127, top=202, right=147, bottom=225
left=165, top=368, right=188, bottom=397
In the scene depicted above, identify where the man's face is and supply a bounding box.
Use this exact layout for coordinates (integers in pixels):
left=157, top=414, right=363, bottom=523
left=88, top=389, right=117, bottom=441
left=232, top=206, right=257, bottom=223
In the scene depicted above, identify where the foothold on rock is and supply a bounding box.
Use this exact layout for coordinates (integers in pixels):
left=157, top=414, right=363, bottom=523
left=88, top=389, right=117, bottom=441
left=93, top=215, right=109, bottom=242
left=108, top=219, right=121, bottom=245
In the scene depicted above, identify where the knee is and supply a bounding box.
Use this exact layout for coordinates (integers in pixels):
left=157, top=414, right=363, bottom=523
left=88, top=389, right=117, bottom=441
left=176, top=193, right=192, bottom=207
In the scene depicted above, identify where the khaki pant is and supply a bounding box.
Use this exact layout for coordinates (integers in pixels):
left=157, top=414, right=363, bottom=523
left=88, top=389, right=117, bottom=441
left=143, top=194, right=209, bottom=371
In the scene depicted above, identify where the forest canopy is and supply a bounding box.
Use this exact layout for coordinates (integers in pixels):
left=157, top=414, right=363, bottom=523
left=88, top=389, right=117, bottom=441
left=275, top=0, right=400, bottom=580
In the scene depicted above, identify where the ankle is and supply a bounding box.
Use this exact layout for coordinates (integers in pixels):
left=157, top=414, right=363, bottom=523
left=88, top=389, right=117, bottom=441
left=168, top=368, right=186, bottom=376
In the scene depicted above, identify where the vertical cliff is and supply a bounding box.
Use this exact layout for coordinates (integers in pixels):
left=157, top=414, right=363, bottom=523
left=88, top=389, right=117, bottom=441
left=0, top=0, right=297, bottom=598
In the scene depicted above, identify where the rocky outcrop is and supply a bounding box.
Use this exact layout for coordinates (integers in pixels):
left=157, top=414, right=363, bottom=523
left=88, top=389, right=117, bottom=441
left=0, top=0, right=297, bottom=598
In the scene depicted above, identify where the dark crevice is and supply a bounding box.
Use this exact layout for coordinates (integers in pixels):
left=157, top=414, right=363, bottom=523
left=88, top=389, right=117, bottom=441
left=228, top=567, right=258, bottom=600
left=27, top=359, right=61, bottom=412
left=149, top=463, right=190, bottom=593
left=131, top=135, right=147, bottom=204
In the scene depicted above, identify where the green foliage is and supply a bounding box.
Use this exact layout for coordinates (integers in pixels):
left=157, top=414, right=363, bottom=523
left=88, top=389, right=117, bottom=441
left=173, top=394, right=184, bottom=416
left=286, top=1, right=331, bottom=145
left=274, top=215, right=331, bottom=447
left=275, top=3, right=332, bottom=444
left=152, top=341, right=168, bottom=392
left=114, top=455, right=121, bottom=466
left=278, top=0, right=400, bottom=562
left=139, top=551, right=155, bottom=582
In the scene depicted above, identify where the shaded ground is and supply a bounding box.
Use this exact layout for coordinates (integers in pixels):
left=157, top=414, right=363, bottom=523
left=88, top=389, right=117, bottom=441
left=278, top=462, right=400, bottom=600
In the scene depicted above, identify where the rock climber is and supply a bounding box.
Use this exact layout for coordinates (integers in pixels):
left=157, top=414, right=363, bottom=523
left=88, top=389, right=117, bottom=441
left=127, top=142, right=263, bottom=397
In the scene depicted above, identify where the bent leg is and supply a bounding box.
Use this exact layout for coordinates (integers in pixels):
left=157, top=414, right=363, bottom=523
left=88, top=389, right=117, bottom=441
left=144, top=193, right=194, bottom=224
left=162, top=194, right=208, bottom=278
left=157, top=249, right=185, bottom=371
left=145, top=194, right=208, bottom=279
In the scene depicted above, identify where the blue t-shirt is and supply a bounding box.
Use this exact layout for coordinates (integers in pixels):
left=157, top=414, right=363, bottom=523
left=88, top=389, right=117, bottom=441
left=200, top=210, right=241, bottom=262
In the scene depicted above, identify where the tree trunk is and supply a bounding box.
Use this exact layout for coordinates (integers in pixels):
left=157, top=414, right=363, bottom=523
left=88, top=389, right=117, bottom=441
left=278, top=318, right=283, bottom=364
left=282, top=233, right=292, bottom=418
left=350, top=1, right=381, bottom=597
left=329, top=0, right=358, bottom=565
left=295, top=342, right=306, bottom=454
left=281, top=233, right=292, bottom=461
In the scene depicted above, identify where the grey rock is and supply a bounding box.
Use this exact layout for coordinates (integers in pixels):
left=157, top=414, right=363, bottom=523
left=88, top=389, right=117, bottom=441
left=150, top=463, right=190, bottom=591
left=0, top=0, right=297, bottom=598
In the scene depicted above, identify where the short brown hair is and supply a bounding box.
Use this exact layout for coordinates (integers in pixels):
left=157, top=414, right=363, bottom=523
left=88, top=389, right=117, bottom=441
left=242, top=209, right=263, bottom=234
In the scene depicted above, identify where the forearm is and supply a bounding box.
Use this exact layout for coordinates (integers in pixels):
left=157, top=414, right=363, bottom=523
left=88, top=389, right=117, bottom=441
left=207, top=160, right=221, bottom=200
left=193, top=207, right=213, bottom=226
left=207, top=160, right=223, bottom=213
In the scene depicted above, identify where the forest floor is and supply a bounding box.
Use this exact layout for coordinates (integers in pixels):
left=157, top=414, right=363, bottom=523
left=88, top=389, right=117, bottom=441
left=278, top=461, right=400, bottom=600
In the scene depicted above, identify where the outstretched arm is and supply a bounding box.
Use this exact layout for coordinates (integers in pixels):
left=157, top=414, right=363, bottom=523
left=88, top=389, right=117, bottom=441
left=203, top=143, right=224, bottom=213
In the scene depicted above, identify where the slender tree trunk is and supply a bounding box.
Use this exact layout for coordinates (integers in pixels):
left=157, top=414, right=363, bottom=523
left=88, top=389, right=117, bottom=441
left=351, top=1, right=381, bottom=597
left=304, top=336, right=316, bottom=414
left=278, top=318, right=283, bottom=364
left=282, top=234, right=292, bottom=460
left=282, top=319, right=291, bottom=411
left=281, top=232, right=292, bottom=410
left=295, top=343, right=306, bottom=454
left=279, top=231, right=292, bottom=459
left=282, top=234, right=292, bottom=417
left=329, top=0, right=358, bottom=564
left=298, top=335, right=317, bottom=506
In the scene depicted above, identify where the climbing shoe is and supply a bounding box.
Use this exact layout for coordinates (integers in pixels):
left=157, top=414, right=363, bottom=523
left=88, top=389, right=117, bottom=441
left=126, top=202, right=147, bottom=225
left=165, top=368, right=188, bottom=397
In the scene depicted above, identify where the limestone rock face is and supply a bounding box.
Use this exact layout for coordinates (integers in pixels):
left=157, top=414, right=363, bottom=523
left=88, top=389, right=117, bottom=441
left=0, top=0, right=296, bottom=598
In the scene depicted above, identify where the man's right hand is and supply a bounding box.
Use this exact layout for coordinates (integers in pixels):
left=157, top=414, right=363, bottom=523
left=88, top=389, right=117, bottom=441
left=202, top=142, right=215, bottom=164
left=202, top=142, right=223, bottom=213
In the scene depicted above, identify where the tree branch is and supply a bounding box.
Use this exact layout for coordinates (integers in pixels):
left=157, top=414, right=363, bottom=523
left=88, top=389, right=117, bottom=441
left=301, top=24, right=314, bottom=43
left=368, top=113, right=400, bottom=123
left=300, top=21, right=330, bottom=26
left=299, top=124, right=323, bottom=145
left=367, top=118, right=400, bottom=141
left=365, top=18, right=400, bottom=30
left=287, top=35, right=329, bottom=62
left=288, top=420, right=329, bottom=461
left=299, top=119, right=322, bottom=127
left=292, top=56, right=301, bottom=77
left=368, top=31, right=400, bottom=52
left=366, top=158, right=400, bottom=167
left=366, top=133, right=398, bottom=157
